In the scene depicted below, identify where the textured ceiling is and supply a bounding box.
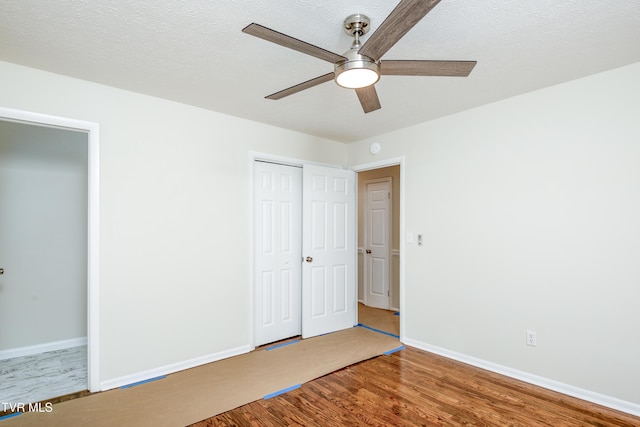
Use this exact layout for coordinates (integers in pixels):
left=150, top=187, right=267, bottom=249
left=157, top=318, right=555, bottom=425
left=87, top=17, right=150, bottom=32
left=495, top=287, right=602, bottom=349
left=1, top=0, right=639, bottom=143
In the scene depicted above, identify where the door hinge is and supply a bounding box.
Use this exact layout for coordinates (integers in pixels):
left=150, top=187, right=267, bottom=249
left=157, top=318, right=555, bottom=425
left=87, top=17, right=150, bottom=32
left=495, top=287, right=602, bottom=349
left=388, top=192, right=390, bottom=199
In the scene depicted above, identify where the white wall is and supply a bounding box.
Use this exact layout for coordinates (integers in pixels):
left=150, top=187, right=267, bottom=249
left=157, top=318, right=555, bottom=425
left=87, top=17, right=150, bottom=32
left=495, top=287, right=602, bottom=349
left=0, top=60, right=347, bottom=385
left=0, top=121, right=88, bottom=351
left=348, top=62, right=640, bottom=407
left=3, top=55, right=638, bottom=411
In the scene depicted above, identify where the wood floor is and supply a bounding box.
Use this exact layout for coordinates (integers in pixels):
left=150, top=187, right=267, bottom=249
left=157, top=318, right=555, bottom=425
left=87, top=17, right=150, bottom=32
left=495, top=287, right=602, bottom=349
left=357, top=303, right=399, bottom=337
left=189, top=345, right=640, bottom=426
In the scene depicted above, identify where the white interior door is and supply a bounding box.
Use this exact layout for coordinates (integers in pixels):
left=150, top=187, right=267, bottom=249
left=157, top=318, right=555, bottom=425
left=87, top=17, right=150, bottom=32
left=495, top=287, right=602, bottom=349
left=254, top=161, right=302, bottom=346
left=364, top=179, right=391, bottom=309
left=302, top=164, right=356, bottom=338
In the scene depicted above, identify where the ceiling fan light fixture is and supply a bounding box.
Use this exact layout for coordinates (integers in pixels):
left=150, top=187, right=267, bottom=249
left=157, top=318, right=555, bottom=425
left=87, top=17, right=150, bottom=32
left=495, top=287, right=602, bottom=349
left=335, top=59, right=380, bottom=89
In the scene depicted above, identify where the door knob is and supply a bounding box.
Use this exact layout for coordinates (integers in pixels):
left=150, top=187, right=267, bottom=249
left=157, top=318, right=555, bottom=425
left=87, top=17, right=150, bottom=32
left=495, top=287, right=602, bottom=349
left=0, top=267, right=3, bottom=275
left=365, top=249, right=372, bottom=254
left=305, top=256, right=313, bottom=263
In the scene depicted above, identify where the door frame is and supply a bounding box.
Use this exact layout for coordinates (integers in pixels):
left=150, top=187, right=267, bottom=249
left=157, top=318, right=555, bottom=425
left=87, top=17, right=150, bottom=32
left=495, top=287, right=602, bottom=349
left=363, top=177, right=392, bottom=309
left=249, top=151, right=347, bottom=347
left=0, top=106, right=100, bottom=392
left=351, top=156, right=405, bottom=341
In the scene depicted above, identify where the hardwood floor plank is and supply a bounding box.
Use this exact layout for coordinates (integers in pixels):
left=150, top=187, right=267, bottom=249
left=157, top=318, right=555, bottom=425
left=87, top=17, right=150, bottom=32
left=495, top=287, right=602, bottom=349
left=189, top=346, right=640, bottom=426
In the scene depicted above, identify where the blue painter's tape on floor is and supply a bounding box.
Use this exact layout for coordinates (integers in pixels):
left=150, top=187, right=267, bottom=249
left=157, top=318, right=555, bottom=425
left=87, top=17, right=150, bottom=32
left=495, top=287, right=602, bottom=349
left=0, top=412, right=22, bottom=421
left=357, top=323, right=400, bottom=339
left=266, top=339, right=300, bottom=351
left=264, top=383, right=301, bottom=400
left=384, top=345, right=405, bottom=355
left=121, top=375, right=167, bottom=389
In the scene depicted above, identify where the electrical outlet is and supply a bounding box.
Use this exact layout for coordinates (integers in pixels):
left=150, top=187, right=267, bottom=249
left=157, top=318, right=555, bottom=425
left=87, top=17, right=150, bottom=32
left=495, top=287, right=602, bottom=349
left=526, top=330, right=537, bottom=347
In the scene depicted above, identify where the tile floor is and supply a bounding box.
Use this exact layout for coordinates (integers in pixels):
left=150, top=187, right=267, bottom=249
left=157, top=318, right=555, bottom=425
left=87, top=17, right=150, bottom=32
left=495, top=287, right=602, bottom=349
left=0, top=345, right=87, bottom=404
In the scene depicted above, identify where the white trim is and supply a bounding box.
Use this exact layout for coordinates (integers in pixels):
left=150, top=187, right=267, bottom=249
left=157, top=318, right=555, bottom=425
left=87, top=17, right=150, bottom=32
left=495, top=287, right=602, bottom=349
left=250, top=151, right=342, bottom=169
left=0, top=106, right=100, bottom=392
left=86, top=115, right=101, bottom=393
left=350, top=156, right=405, bottom=342
left=0, top=337, right=87, bottom=361
left=404, top=338, right=640, bottom=417
left=100, top=345, right=253, bottom=391
left=352, top=156, right=404, bottom=172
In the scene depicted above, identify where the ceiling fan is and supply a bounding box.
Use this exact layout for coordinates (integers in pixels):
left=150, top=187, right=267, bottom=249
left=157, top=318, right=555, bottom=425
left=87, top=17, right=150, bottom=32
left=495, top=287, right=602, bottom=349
left=242, top=0, right=476, bottom=113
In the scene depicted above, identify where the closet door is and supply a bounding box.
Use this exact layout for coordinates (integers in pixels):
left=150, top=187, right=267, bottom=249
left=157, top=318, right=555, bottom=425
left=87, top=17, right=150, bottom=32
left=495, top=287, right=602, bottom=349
left=301, top=164, right=356, bottom=338
left=254, top=162, right=302, bottom=346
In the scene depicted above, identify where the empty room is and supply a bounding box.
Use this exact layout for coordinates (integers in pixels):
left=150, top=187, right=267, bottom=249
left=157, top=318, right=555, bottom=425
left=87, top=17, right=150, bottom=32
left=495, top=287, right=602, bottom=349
left=1, top=1, right=639, bottom=425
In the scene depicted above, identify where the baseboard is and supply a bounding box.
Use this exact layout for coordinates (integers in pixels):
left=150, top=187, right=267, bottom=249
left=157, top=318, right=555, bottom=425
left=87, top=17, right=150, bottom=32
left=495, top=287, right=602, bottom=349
left=99, top=344, right=253, bottom=391
left=403, top=338, right=640, bottom=417
left=0, top=337, right=87, bottom=361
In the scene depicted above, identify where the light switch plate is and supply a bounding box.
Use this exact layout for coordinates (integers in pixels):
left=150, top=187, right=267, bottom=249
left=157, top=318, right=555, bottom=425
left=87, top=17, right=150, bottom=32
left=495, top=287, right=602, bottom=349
left=406, top=232, right=414, bottom=243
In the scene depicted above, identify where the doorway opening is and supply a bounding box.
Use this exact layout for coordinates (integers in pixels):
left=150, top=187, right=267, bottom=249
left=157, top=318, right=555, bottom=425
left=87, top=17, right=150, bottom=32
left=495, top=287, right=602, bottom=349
left=0, top=107, right=100, bottom=400
left=0, top=120, right=88, bottom=404
left=353, top=158, right=403, bottom=340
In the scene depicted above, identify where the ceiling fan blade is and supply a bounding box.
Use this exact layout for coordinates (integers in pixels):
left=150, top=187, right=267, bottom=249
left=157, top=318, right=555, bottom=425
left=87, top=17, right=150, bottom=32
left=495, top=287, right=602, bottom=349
left=355, top=86, right=382, bottom=113
left=265, top=73, right=335, bottom=100
left=359, top=0, right=441, bottom=62
left=243, top=23, right=346, bottom=64
left=380, top=60, right=476, bottom=76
